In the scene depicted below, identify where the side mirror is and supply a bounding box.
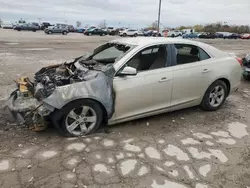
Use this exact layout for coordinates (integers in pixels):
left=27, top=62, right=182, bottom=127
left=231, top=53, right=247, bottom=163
left=118, top=66, right=137, bottom=76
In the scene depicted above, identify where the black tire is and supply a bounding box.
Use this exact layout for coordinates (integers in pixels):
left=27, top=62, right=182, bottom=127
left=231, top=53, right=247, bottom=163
left=62, top=31, right=67, bottom=35
left=58, top=99, right=103, bottom=137
left=123, top=33, right=127, bottom=37
left=200, top=80, right=228, bottom=111
left=48, top=31, right=52, bottom=34
left=171, top=34, right=175, bottom=37
left=134, top=33, right=138, bottom=37
left=33, top=29, right=36, bottom=32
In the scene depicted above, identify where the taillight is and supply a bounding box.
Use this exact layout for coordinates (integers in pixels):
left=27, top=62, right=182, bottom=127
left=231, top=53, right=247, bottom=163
left=236, top=57, right=243, bottom=66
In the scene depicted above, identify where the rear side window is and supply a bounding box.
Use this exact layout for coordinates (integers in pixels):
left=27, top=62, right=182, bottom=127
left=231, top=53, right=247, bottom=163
left=174, top=44, right=210, bottom=65
left=198, top=48, right=210, bottom=61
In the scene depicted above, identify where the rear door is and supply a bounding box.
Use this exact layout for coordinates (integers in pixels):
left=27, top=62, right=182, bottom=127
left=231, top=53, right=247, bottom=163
left=169, top=44, right=213, bottom=109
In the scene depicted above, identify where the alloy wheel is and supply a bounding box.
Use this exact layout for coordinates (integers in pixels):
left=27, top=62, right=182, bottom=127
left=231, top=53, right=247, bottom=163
left=209, top=86, right=225, bottom=107
left=65, top=106, right=97, bottom=136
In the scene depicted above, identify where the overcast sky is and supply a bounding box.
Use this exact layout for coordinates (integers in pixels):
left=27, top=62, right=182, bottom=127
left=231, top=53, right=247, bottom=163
left=0, top=0, right=249, bottom=28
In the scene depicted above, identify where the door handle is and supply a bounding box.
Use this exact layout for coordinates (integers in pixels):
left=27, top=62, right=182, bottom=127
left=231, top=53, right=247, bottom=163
left=202, top=69, right=210, bottom=73
left=159, top=77, right=169, bottom=83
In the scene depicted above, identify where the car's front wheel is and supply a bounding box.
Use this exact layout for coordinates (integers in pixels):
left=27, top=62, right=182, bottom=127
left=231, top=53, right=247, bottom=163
left=59, top=99, right=103, bottom=137
left=62, top=31, right=67, bottom=35
left=200, top=80, right=228, bottom=111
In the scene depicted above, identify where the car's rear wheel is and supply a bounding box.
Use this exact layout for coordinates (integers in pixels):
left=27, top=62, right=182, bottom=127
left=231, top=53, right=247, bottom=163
left=33, top=29, right=36, bottom=32
left=88, top=33, right=92, bottom=36
left=59, top=99, right=103, bottom=137
left=62, top=31, right=67, bottom=35
left=134, top=33, right=138, bottom=37
left=123, top=33, right=127, bottom=37
left=200, top=80, right=228, bottom=111
left=48, top=31, right=52, bottom=34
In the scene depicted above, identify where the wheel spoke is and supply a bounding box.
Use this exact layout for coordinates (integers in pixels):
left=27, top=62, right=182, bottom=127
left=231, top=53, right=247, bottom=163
left=85, top=116, right=97, bottom=123
left=214, top=86, right=220, bottom=93
left=217, top=90, right=224, bottom=96
left=216, top=97, right=222, bottom=104
left=68, top=121, right=79, bottom=132
left=82, top=106, right=90, bottom=116
left=80, top=123, right=87, bottom=132
left=68, top=110, right=78, bottom=120
left=210, top=98, right=216, bottom=105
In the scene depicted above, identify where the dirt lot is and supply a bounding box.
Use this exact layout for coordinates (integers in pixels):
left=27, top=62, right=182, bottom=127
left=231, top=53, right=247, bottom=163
left=0, top=29, right=250, bottom=188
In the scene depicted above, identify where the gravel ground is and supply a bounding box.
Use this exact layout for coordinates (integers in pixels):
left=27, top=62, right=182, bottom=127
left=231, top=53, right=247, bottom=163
left=0, top=29, right=250, bottom=188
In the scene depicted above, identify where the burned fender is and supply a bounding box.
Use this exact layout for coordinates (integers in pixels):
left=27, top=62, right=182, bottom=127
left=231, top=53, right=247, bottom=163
left=43, top=72, right=114, bottom=118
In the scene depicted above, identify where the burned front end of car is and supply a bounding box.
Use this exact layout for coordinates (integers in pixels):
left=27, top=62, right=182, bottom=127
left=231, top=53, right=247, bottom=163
left=6, top=58, right=115, bottom=132
left=6, top=76, right=55, bottom=131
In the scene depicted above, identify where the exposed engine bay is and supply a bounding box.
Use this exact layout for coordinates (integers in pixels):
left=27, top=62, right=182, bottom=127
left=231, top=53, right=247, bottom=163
left=33, top=60, right=106, bottom=100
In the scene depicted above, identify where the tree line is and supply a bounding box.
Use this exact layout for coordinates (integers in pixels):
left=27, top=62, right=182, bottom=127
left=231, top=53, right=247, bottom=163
left=176, top=22, right=250, bottom=34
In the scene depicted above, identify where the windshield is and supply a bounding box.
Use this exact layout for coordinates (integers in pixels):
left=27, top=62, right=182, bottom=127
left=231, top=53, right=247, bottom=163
left=77, top=42, right=136, bottom=76
left=90, top=42, right=135, bottom=64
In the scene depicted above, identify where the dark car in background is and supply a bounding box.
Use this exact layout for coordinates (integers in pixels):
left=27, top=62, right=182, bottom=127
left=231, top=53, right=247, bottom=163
left=215, top=33, right=224, bottom=38
left=224, top=33, right=240, bottom=39
left=32, top=22, right=40, bottom=30
left=14, top=23, right=39, bottom=32
left=199, top=32, right=216, bottom=39
left=44, top=25, right=69, bottom=35
left=41, top=22, right=52, bottom=30
left=84, top=28, right=107, bottom=36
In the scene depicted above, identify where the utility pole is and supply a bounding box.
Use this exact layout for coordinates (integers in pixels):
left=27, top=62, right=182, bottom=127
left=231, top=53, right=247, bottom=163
left=157, top=0, right=162, bottom=34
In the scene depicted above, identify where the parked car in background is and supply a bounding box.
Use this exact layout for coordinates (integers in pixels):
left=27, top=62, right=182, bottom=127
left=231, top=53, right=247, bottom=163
left=119, top=29, right=139, bottom=37
left=199, top=32, right=216, bottom=39
left=6, top=38, right=242, bottom=136
left=107, top=27, right=116, bottom=35
left=44, top=26, right=69, bottom=35
left=215, top=33, right=224, bottom=38
left=242, top=53, right=250, bottom=80
left=76, top=28, right=86, bottom=33
left=84, top=28, right=107, bottom=36
left=41, top=22, right=52, bottom=30
left=182, top=32, right=198, bottom=39
left=168, top=30, right=182, bottom=37
left=67, top=25, right=75, bottom=32
left=223, top=33, right=240, bottom=39
left=32, top=22, right=40, bottom=30
left=241, top=33, right=250, bottom=39
left=1, top=21, right=13, bottom=29
left=14, top=23, right=39, bottom=32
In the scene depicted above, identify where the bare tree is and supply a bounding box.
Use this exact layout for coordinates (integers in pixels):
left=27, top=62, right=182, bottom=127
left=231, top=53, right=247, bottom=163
left=76, top=21, right=82, bottom=28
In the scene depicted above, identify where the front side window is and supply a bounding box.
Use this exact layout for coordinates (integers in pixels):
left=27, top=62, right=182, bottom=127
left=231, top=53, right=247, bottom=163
left=125, top=45, right=168, bottom=72
left=174, top=44, right=210, bottom=65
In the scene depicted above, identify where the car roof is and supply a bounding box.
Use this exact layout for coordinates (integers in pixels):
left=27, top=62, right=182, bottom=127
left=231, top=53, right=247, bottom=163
left=111, top=37, right=204, bottom=46
left=110, top=37, right=226, bottom=58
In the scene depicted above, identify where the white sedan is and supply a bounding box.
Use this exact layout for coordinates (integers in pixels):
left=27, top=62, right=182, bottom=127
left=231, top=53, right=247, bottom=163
left=7, top=38, right=242, bottom=136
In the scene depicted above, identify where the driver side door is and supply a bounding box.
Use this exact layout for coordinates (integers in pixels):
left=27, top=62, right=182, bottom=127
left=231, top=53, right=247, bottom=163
left=111, top=45, right=174, bottom=123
